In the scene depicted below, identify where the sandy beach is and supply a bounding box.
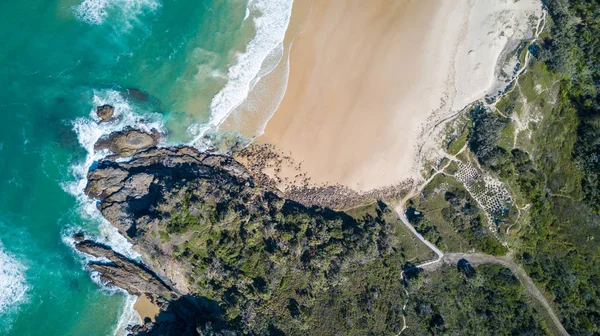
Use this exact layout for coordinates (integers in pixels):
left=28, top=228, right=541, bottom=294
left=223, top=0, right=542, bottom=192
left=133, top=294, right=160, bottom=323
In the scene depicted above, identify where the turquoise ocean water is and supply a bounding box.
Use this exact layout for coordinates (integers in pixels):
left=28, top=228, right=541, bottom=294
left=0, top=0, right=292, bottom=334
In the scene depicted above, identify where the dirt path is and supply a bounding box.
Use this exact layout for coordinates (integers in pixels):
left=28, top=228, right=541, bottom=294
left=395, top=203, right=570, bottom=335
left=442, top=253, right=569, bottom=336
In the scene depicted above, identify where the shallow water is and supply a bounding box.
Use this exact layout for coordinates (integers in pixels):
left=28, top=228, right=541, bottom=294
left=0, top=0, right=291, bottom=334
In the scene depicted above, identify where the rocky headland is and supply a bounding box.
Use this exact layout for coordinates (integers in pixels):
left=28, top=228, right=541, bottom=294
left=75, top=106, right=413, bottom=335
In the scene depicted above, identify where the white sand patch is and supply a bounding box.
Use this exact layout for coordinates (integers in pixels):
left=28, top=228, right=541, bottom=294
left=453, top=0, right=542, bottom=110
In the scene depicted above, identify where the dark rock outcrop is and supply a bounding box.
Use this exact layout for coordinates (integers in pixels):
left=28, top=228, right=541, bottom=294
left=84, top=146, right=254, bottom=294
left=72, top=232, right=85, bottom=242
left=96, top=104, right=115, bottom=122
left=123, top=88, right=150, bottom=103
left=75, top=239, right=174, bottom=297
left=94, top=127, right=161, bottom=157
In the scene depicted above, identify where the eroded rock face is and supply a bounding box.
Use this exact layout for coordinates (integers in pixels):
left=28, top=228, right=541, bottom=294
left=96, top=104, right=115, bottom=122
left=94, top=127, right=161, bottom=157
left=75, top=239, right=174, bottom=298
left=84, top=146, right=254, bottom=294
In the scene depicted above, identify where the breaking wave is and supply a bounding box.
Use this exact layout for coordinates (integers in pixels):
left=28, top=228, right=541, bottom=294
left=74, top=0, right=161, bottom=26
left=0, top=242, right=28, bottom=317
left=190, top=0, right=293, bottom=143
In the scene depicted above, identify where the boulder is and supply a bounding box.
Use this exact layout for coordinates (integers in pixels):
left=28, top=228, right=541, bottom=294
left=94, top=127, right=161, bottom=157
left=96, top=104, right=115, bottom=122
left=72, top=232, right=85, bottom=242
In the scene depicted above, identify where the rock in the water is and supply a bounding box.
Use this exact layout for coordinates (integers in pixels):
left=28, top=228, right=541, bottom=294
left=94, top=127, right=160, bottom=157
left=124, top=88, right=149, bottom=102
left=96, top=104, right=115, bottom=122
left=72, top=232, right=85, bottom=242
left=74, top=239, right=174, bottom=298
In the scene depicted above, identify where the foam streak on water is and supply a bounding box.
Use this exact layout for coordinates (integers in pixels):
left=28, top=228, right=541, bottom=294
left=113, top=294, right=142, bottom=336
left=74, top=0, right=161, bottom=26
left=0, top=242, right=28, bottom=317
left=190, top=0, right=294, bottom=143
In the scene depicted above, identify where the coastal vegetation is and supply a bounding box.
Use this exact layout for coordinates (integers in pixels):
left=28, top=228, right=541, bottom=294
left=84, top=147, right=437, bottom=335
left=72, top=1, right=600, bottom=335
left=404, top=264, right=549, bottom=335
left=514, top=0, right=600, bottom=334
left=402, top=1, right=600, bottom=334
left=406, top=174, right=506, bottom=255
left=169, top=197, right=422, bottom=334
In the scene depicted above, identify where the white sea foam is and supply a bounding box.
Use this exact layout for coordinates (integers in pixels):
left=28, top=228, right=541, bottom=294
left=63, top=89, right=164, bottom=259
left=63, top=227, right=140, bottom=336
left=62, top=89, right=166, bottom=335
left=0, top=243, right=28, bottom=316
left=190, top=0, right=293, bottom=144
left=74, top=0, right=161, bottom=26
left=113, top=295, right=142, bottom=336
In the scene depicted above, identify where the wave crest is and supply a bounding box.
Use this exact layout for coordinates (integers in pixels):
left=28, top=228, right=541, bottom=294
left=190, top=0, right=293, bottom=143
left=0, top=243, right=28, bottom=316
left=74, top=0, right=161, bottom=26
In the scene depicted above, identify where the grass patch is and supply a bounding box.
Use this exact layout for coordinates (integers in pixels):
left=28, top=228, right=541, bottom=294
left=407, top=174, right=506, bottom=255
left=498, top=121, right=516, bottom=150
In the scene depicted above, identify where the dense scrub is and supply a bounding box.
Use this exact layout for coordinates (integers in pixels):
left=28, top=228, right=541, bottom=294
left=545, top=0, right=600, bottom=213
left=515, top=93, right=600, bottom=335
left=468, top=112, right=513, bottom=177
left=404, top=264, right=549, bottom=335
left=87, top=148, right=434, bottom=335
left=165, top=187, right=413, bottom=334
left=467, top=0, right=600, bottom=333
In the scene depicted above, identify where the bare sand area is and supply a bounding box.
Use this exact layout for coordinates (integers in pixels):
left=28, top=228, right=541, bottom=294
left=224, top=0, right=542, bottom=192
left=133, top=294, right=160, bottom=323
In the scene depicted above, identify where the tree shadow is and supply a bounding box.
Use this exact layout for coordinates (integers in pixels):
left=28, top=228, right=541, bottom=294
left=130, top=295, right=232, bottom=336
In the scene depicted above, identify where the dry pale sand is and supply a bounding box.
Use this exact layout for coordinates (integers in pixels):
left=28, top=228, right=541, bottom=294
left=133, top=294, right=160, bottom=323
left=227, top=0, right=542, bottom=192
left=259, top=0, right=462, bottom=191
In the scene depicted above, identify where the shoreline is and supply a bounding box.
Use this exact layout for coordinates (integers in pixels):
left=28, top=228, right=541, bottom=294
left=234, top=0, right=542, bottom=193
left=68, top=1, right=543, bottom=332
left=219, top=0, right=312, bottom=138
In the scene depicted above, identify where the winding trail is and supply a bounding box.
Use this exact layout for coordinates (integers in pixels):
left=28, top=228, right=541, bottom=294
left=394, top=200, right=569, bottom=336
left=442, top=253, right=569, bottom=336
left=391, top=7, right=569, bottom=336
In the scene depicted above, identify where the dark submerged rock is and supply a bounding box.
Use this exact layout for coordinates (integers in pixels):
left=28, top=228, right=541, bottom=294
left=72, top=232, right=85, bottom=242
left=124, top=88, right=150, bottom=103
